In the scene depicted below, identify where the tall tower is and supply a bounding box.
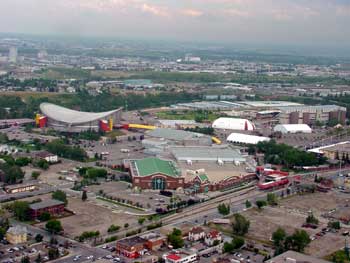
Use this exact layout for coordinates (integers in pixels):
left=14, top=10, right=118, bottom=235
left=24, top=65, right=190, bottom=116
left=9, top=47, right=18, bottom=63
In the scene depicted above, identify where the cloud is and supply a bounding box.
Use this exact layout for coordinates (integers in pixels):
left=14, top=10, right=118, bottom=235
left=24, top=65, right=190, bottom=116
left=141, top=3, right=170, bottom=17
left=224, top=8, right=251, bottom=18
left=336, top=5, right=350, bottom=16
left=181, top=9, right=203, bottom=17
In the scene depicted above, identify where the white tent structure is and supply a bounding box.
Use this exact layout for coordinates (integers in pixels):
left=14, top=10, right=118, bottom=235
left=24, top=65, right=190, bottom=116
left=273, top=124, right=312, bottom=134
left=212, top=117, right=255, bottom=131
left=227, top=133, right=270, bottom=145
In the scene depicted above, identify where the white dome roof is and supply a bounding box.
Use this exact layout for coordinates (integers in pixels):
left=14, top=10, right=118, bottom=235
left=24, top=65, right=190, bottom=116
left=212, top=118, right=255, bottom=131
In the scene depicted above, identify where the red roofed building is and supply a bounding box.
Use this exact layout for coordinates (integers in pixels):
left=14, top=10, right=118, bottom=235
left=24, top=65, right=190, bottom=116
left=188, top=227, right=205, bottom=242
left=205, top=230, right=222, bottom=246
left=164, top=251, right=197, bottom=263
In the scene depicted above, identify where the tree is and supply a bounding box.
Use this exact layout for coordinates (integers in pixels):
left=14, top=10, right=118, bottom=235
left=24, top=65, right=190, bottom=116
left=1, top=164, right=24, bottom=184
left=38, top=212, right=51, bottom=221
left=223, top=241, right=234, bottom=253
left=232, top=236, right=245, bottom=249
left=332, top=250, right=347, bottom=263
left=167, top=228, right=184, bottom=249
left=124, top=223, right=129, bottom=228
left=256, top=200, right=267, bottom=210
left=35, top=253, right=42, bottom=263
left=82, top=190, right=87, bottom=201
left=218, top=203, right=230, bottom=216
left=328, top=221, right=341, bottom=230
left=21, top=256, right=30, bottom=263
left=35, top=234, right=43, bottom=243
left=12, top=201, right=30, bottom=221
left=107, top=224, right=120, bottom=233
left=272, top=227, right=286, bottom=247
left=48, top=248, right=60, bottom=260
left=245, top=200, right=252, bottom=209
left=36, top=159, right=49, bottom=170
left=267, top=193, right=278, bottom=206
left=45, top=219, right=63, bottom=234
left=285, top=229, right=310, bottom=252
left=306, top=213, right=319, bottom=225
left=138, top=217, right=146, bottom=225
left=232, top=214, right=250, bottom=236
left=52, top=190, right=67, bottom=205
left=31, top=171, right=40, bottom=180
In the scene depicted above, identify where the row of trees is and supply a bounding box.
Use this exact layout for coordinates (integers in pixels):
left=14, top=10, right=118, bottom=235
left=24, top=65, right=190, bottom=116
left=250, top=140, right=326, bottom=169
left=46, top=140, right=87, bottom=161
left=272, top=227, right=311, bottom=255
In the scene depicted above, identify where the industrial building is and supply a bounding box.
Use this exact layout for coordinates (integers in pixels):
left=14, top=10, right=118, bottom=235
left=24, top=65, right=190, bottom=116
left=29, top=199, right=65, bottom=219
left=212, top=117, right=255, bottom=131
left=127, top=157, right=184, bottom=190
left=39, top=103, right=122, bottom=133
left=226, top=133, right=270, bottom=145
left=238, top=101, right=302, bottom=108
left=273, top=124, right=312, bottom=134
left=266, top=250, right=331, bottom=263
left=309, top=141, right=350, bottom=160
left=170, top=146, right=245, bottom=163
left=173, top=101, right=242, bottom=111
left=146, top=128, right=212, bottom=146
left=157, top=120, right=198, bottom=129
left=277, top=105, right=346, bottom=125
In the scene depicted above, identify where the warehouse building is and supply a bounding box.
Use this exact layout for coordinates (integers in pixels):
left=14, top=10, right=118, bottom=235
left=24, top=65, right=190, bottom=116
left=170, top=146, right=245, bottom=164
left=273, top=124, right=312, bottom=134
left=29, top=199, right=65, bottom=219
left=309, top=141, right=350, bottom=160
left=146, top=128, right=212, bottom=146
left=127, top=157, right=184, bottom=190
left=39, top=103, right=122, bottom=133
left=212, top=117, right=255, bottom=131
left=227, top=133, right=270, bottom=145
left=277, top=105, right=346, bottom=125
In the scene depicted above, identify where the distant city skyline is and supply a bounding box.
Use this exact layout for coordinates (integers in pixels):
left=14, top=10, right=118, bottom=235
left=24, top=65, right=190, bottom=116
left=1, top=0, right=350, bottom=47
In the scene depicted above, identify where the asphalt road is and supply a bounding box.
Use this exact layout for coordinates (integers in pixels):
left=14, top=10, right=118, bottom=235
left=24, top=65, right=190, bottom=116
left=12, top=222, right=109, bottom=263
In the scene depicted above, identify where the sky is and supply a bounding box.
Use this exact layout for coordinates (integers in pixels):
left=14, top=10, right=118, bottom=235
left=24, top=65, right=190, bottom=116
left=1, top=0, right=350, bottom=47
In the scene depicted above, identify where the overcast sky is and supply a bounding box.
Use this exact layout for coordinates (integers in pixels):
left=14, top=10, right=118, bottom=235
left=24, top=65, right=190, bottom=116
left=1, top=0, right=350, bottom=47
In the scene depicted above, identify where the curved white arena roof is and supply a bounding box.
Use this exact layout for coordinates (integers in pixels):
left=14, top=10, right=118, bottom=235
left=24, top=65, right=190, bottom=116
left=212, top=117, right=255, bottom=131
left=40, top=103, right=121, bottom=124
left=274, top=124, right=312, bottom=134
left=227, top=133, right=270, bottom=145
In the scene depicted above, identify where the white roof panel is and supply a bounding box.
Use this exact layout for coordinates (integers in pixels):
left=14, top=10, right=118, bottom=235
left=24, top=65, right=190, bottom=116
left=40, top=103, right=121, bottom=124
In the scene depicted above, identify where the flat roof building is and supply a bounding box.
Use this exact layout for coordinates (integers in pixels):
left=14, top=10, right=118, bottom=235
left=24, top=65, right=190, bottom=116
left=266, top=250, right=331, bottom=263
left=146, top=128, right=212, bottom=146
left=128, top=157, right=184, bottom=190
left=277, top=105, right=346, bottom=125
left=170, top=146, right=245, bottom=163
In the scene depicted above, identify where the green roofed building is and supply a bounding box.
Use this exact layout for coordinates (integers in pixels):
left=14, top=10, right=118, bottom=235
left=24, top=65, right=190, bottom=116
left=129, top=157, right=184, bottom=190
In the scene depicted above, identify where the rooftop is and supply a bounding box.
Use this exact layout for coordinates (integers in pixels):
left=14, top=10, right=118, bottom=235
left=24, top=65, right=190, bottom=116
left=40, top=103, right=121, bottom=124
left=277, top=104, right=346, bottom=113
left=238, top=101, right=302, bottom=108
left=7, top=225, right=27, bottom=235
left=171, top=146, right=245, bottom=162
left=132, top=157, right=181, bottom=178
left=266, top=250, right=331, bottom=263
left=147, top=128, right=210, bottom=142
left=117, top=236, right=145, bottom=247
left=29, top=199, right=65, bottom=210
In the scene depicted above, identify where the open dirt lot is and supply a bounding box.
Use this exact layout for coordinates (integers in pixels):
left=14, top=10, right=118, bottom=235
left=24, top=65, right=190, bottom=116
left=219, top=192, right=350, bottom=258
left=279, top=191, right=350, bottom=217
left=50, top=197, right=138, bottom=239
